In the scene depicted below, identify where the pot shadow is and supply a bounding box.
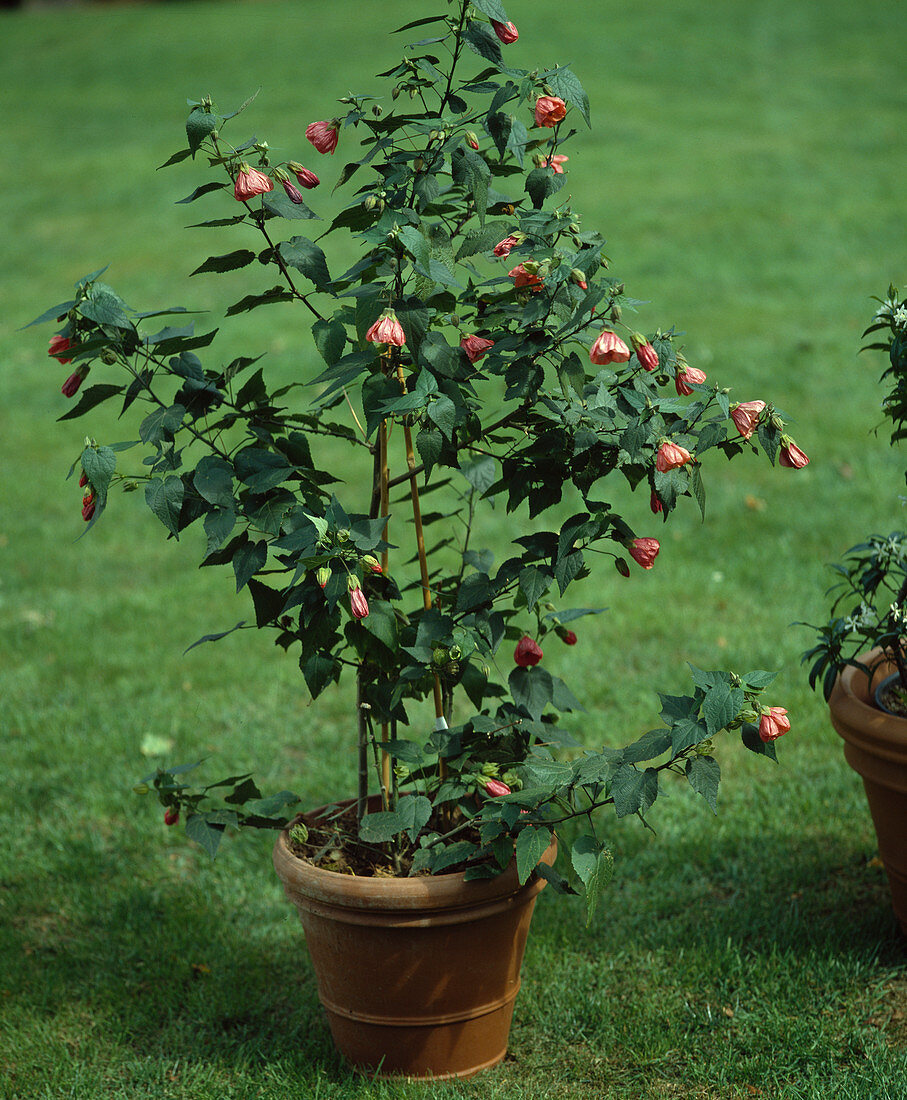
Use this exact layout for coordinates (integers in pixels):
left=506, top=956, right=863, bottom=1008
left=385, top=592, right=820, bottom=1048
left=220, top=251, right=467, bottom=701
left=3, top=818, right=905, bottom=1084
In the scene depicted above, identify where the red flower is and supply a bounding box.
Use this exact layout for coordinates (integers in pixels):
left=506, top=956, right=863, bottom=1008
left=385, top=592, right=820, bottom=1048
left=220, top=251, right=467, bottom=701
left=759, top=707, right=790, bottom=742
left=631, top=334, right=659, bottom=372
left=81, top=491, right=96, bottom=522
left=233, top=164, right=273, bottom=201
left=48, top=334, right=73, bottom=364
left=306, top=119, right=340, bottom=154
left=675, top=364, right=707, bottom=395
left=628, top=537, right=660, bottom=570
left=61, top=368, right=87, bottom=398
left=460, top=334, right=494, bottom=363
left=656, top=441, right=693, bottom=472
left=650, top=489, right=663, bottom=514
left=164, top=807, right=180, bottom=826
left=493, top=234, right=521, bottom=258
left=779, top=438, right=809, bottom=468
left=491, top=19, right=519, bottom=44
left=365, top=311, right=406, bottom=347
left=350, top=586, right=369, bottom=620
left=547, top=154, right=569, bottom=174
left=483, top=777, right=512, bottom=797
left=534, top=95, right=567, bottom=128
left=79, top=471, right=89, bottom=489
left=288, top=161, right=320, bottom=189
left=589, top=330, right=630, bottom=365
left=514, top=635, right=543, bottom=667
left=508, top=262, right=543, bottom=290
left=562, top=630, right=577, bottom=646
left=730, top=400, right=766, bottom=441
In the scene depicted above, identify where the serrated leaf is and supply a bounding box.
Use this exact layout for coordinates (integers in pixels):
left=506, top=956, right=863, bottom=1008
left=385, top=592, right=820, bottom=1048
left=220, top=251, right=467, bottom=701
left=190, top=250, right=256, bottom=277
left=232, top=538, right=267, bottom=591
left=145, top=476, right=184, bottom=537
left=57, top=383, right=124, bottom=422
left=686, top=755, right=720, bottom=813
left=193, top=456, right=234, bottom=507
left=515, top=826, right=552, bottom=884
left=186, top=106, right=217, bottom=155
left=185, top=813, right=227, bottom=859
left=610, top=764, right=659, bottom=818
left=546, top=66, right=591, bottom=127
left=279, top=236, right=331, bottom=289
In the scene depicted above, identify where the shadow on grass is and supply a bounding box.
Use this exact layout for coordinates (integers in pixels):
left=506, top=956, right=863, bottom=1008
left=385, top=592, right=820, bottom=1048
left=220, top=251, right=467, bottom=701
left=2, top=817, right=904, bottom=1083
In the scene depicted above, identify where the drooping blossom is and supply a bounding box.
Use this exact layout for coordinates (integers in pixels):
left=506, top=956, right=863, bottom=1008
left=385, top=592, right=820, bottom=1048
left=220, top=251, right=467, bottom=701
left=48, top=334, right=73, bottom=364
left=460, top=334, right=494, bottom=363
left=79, top=471, right=89, bottom=489
left=350, top=586, right=369, bottom=620
left=631, top=333, right=659, bottom=372
left=675, top=364, right=707, bottom=395
left=491, top=19, right=519, bottom=44
left=306, top=118, right=340, bottom=154
left=61, top=368, right=87, bottom=398
left=758, top=707, right=790, bottom=742
left=514, top=634, right=543, bottom=667
left=561, top=630, right=578, bottom=646
left=164, top=807, right=180, bottom=826
left=779, top=438, right=809, bottom=469
left=508, top=262, right=543, bottom=290
left=628, top=537, right=660, bottom=570
left=589, top=329, right=630, bottom=365
left=365, top=311, right=406, bottom=347
left=534, top=95, right=567, bottom=128
left=483, top=777, right=512, bottom=797
left=494, top=234, right=522, bottom=258
left=287, top=161, right=320, bottom=189
left=233, top=164, right=273, bottom=201
left=656, top=441, right=693, bottom=473
left=650, top=489, right=664, bottom=514
left=730, top=400, right=766, bottom=441
left=547, top=154, right=569, bottom=174
left=81, top=490, right=96, bottom=522
left=281, top=179, right=307, bottom=205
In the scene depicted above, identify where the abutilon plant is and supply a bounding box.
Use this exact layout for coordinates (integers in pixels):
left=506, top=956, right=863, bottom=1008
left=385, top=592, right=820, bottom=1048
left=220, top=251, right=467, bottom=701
left=28, top=0, right=802, bottom=915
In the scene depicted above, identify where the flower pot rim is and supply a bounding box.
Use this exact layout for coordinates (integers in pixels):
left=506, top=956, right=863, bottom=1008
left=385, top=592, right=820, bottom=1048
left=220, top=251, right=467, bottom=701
left=272, top=797, right=557, bottom=912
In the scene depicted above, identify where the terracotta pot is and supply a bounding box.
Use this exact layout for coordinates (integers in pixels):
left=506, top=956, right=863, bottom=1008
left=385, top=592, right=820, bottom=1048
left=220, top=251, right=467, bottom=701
left=828, top=649, right=907, bottom=932
left=272, top=801, right=556, bottom=1079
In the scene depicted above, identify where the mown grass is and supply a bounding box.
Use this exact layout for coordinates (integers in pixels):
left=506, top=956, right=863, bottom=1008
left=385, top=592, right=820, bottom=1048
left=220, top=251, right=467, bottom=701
left=2, top=0, right=907, bottom=1096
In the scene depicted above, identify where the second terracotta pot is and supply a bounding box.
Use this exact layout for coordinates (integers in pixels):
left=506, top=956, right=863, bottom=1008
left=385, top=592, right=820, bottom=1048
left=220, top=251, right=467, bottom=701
left=828, top=649, right=907, bottom=933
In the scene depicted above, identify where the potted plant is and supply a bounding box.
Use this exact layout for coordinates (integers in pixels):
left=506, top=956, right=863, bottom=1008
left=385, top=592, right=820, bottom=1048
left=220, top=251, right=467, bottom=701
left=803, top=285, right=907, bottom=933
left=31, top=1, right=806, bottom=1079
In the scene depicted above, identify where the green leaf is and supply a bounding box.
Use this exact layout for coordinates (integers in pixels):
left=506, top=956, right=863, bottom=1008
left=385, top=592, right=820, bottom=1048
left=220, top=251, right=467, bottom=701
left=701, top=683, right=744, bottom=737
left=515, top=826, right=552, bottom=884
left=145, top=476, right=184, bottom=537
left=186, top=106, right=217, bottom=155
left=686, top=755, right=720, bottom=813
left=80, top=445, right=117, bottom=495
left=416, top=427, right=443, bottom=478
left=571, top=834, right=614, bottom=925
left=462, top=19, right=504, bottom=69
left=79, top=285, right=134, bottom=330
left=670, top=716, right=709, bottom=757
left=450, top=145, right=490, bottom=224
left=204, top=507, right=235, bottom=554
left=184, top=813, right=227, bottom=859
left=508, top=666, right=554, bottom=722
left=193, top=456, right=234, bottom=507
left=279, top=236, right=331, bottom=289
left=140, top=403, right=186, bottom=445
left=57, top=384, right=124, bottom=422
left=518, top=565, right=549, bottom=609
left=397, top=795, right=432, bottom=843
left=460, top=455, right=496, bottom=495
left=470, top=0, right=509, bottom=21
left=610, top=764, right=659, bottom=818
left=545, top=66, right=591, bottom=127
left=312, top=318, right=347, bottom=366
left=525, top=167, right=565, bottom=210
left=176, top=182, right=227, bottom=204
left=358, top=811, right=405, bottom=844
left=261, top=192, right=319, bottom=220
left=232, top=538, right=267, bottom=591
left=301, top=653, right=339, bottom=699
left=190, top=250, right=256, bottom=276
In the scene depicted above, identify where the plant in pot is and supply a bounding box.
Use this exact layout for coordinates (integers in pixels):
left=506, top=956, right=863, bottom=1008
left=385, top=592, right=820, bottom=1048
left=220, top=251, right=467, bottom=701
left=803, top=285, right=907, bottom=933
left=32, top=1, right=806, bottom=1079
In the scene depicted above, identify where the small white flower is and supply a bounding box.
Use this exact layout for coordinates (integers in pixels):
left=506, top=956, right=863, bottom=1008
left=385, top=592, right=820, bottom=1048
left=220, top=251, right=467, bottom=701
left=894, top=305, right=907, bottom=329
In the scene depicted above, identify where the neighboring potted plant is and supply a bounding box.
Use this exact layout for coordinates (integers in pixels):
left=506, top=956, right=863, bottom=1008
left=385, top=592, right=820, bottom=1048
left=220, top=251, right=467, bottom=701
left=32, top=1, right=806, bottom=1078
left=803, top=285, right=907, bottom=934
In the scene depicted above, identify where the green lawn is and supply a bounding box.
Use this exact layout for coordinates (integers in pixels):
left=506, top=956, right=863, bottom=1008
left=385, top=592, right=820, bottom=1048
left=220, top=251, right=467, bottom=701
left=2, top=0, right=907, bottom=1096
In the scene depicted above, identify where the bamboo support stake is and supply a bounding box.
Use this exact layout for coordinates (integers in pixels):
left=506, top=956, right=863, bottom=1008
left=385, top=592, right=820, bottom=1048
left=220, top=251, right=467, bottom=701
left=379, top=420, right=392, bottom=808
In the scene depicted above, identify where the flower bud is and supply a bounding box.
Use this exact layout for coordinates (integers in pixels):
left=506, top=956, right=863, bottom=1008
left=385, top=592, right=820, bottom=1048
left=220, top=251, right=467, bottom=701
left=361, top=554, right=383, bottom=574
left=465, top=131, right=479, bottom=150
left=164, top=807, right=179, bottom=826
left=482, top=777, right=512, bottom=797
left=615, top=557, right=631, bottom=577
left=48, top=334, right=73, bottom=363
left=349, top=585, right=369, bottom=620
left=491, top=19, right=519, bottom=44
left=133, top=783, right=150, bottom=795
left=779, top=437, right=809, bottom=469
left=570, top=268, right=588, bottom=290
left=315, top=565, right=330, bottom=588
